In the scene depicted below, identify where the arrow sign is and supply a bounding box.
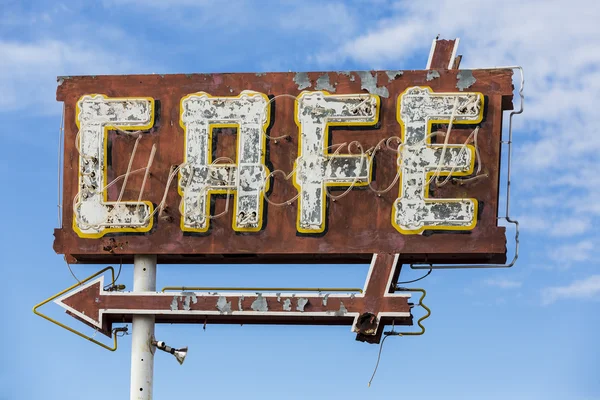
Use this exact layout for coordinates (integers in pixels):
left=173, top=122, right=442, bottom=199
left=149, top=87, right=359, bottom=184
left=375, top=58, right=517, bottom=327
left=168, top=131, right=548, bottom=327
left=55, top=254, right=413, bottom=341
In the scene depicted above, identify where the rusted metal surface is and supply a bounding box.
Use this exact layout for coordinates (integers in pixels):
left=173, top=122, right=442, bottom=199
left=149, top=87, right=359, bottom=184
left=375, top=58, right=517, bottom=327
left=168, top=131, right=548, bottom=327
left=428, top=38, right=460, bottom=69
left=56, top=254, right=413, bottom=343
left=55, top=66, right=514, bottom=265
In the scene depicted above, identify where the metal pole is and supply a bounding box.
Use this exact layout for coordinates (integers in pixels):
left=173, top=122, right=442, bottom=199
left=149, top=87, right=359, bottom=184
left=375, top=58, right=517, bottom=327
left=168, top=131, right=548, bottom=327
left=130, top=255, right=157, bottom=400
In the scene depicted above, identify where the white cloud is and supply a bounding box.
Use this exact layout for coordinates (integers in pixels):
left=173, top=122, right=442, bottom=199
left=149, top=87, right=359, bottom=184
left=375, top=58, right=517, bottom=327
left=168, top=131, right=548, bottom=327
left=102, top=0, right=357, bottom=40
left=484, top=278, right=522, bottom=289
left=516, top=215, right=548, bottom=232
left=549, top=219, right=591, bottom=237
left=326, top=19, right=425, bottom=66
left=277, top=3, right=358, bottom=40
left=541, top=275, right=600, bottom=305
left=516, top=138, right=560, bottom=170
left=0, top=39, right=137, bottom=114
left=567, top=195, right=600, bottom=217
left=550, top=240, right=594, bottom=263
left=0, top=9, right=161, bottom=117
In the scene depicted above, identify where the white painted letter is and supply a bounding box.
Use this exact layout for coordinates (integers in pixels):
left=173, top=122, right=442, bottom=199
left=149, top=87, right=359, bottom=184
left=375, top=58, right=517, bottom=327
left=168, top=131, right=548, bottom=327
left=74, top=94, right=155, bottom=238
left=179, top=91, right=270, bottom=232
left=294, top=91, right=380, bottom=233
left=393, top=87, right=483, bottom=234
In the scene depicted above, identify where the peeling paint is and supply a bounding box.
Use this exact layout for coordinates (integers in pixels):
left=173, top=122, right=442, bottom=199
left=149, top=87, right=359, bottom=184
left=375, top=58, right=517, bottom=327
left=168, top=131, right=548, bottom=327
left=296, top=298, right=309, bottom=312
left=216, top=296, right=232, bottom=314
left=315, top=73, right=336, bottom=92
left=57, top=76, right=72, bottom=86
left=179, top=292, right=198, bottom=311
left=335, top=302, right=348, bottom=316
left=238, top=295, right=244, bottom=311
left=426, top=70, right=440, bottom=81
left=251, top=293, right=268, bottom=312
left=180, top=91, right=269, bottom=232
left=456, top=70, right=476, bottom=91
left=74, top=95, right=154, bottom=237
left=295, top=91, right=378, bottom=232
left=276, top=293, right=281, bottom=302
left=385, top=70, right=403, bottom=82
left=393, top=87, right=481, bottom=233
left=357, top=71, right=389, bottom=98
left=293, top=72, right=311, bottom=90
left=322, top=294, right=329, bottom=306
left=255, top=72, right=266, bottom=76
left=282, top=299, right=292, bottom=311
left=170, top=296, right=179, bottom=311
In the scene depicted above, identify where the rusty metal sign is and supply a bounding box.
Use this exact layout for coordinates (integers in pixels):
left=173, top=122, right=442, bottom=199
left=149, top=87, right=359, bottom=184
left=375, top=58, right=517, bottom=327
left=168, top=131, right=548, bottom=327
left=54, top=46, right=514, bottom=265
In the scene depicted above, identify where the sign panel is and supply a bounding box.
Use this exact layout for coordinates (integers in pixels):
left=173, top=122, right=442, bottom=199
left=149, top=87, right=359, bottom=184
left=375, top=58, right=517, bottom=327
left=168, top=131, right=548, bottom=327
left=55, top=68, right=514, bottom=264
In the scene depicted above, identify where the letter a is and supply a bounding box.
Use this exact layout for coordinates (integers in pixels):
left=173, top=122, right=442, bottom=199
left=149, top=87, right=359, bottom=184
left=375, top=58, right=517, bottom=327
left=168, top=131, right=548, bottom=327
left=179, top=91, right=270, bottom=232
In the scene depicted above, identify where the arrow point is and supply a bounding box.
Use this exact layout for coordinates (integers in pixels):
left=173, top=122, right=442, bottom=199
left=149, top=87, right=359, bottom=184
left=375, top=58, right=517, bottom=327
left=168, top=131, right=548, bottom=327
left=54, top=276, right=105, bottom=329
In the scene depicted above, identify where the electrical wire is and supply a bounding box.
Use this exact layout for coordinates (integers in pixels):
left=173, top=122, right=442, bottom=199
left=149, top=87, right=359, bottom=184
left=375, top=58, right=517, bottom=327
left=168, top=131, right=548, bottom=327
left=104, top=259, right=123, bottom=290
left=114, top=327, right=129, bottom=337
left=64, top=256, right=82, bottom=285
left=368, top=138, right=402, bottom=196
left=137, top=144, right=157, bottom=205
left=179, top=157, right=235, bottom=224
left=325, top=141, right=366, bottom=201
left=260, top=94, right=298, bottom=141
left=263, top=167, right=300, bottom=206
left=396, top=268, right=432, bottom=285
left=116, top=134, right=142, bottom=205
left=426, top=96, right=459, bottom=186
left=204, top=158, right=235, bottom=220
left=368, top=333, right=400, bottom=387
left=434, top=126, right=483, bottom=187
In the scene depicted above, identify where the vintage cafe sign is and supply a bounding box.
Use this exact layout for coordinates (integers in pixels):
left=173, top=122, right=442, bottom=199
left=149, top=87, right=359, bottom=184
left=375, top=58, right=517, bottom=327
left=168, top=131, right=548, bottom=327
left=74, top=87, right=483, bottom=238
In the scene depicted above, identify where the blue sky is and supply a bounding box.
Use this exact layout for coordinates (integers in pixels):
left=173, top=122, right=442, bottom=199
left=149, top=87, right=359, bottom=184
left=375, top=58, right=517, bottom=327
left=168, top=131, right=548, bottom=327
left=1, top=0, right=599, bottom=399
